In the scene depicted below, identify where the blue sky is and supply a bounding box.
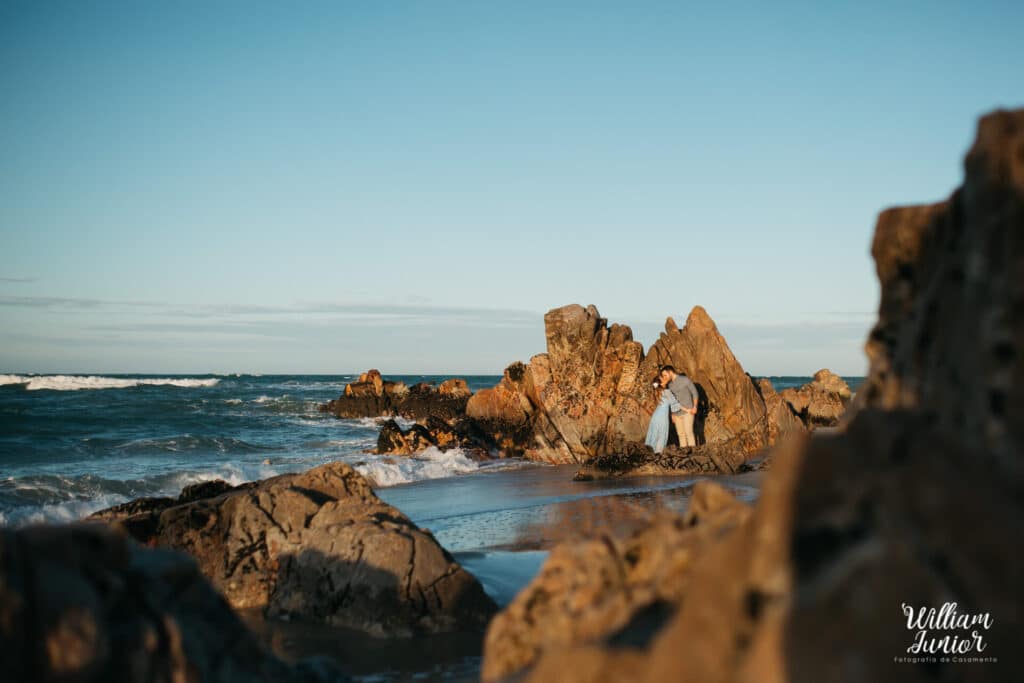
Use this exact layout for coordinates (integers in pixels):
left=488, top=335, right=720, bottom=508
left=1, top=1, right=1021, bottom=375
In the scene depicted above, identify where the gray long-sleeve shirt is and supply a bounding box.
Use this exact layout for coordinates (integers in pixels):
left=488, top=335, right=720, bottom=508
left=667, top=375, right=698, bottom=413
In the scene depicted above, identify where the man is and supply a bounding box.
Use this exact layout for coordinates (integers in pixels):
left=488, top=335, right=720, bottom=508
left=658, top=365, right=698, bottom=448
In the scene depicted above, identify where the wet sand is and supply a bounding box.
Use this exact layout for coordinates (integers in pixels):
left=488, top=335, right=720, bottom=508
left=247, top=463, right=764, bottom=682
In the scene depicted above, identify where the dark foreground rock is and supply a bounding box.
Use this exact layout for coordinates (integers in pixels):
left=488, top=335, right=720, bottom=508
left=320, top=370, right=471, bottom=421
left=91, top=462, right=497, bottom=637
left=0, top=524, right=344, bottom=683
left=481, top=481, right=751, bottom=682
left=479, top=108, right=1024, bottom=683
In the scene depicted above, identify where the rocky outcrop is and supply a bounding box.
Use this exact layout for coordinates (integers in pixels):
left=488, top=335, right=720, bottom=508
left=437, top=378, right=472, bottom=398
left=524, top=305, right=649, bottom=462
left=91, top=462, right=497, bottom=637
left=778, top=368, right=852, bottom=428
left=480, top=108, right=1024, bottom=683
left=325, top=313, right=820, bottom=469
left=470, top=304, right=781, bottom=466
left=0, top=524, right=344, bottom=683
left=577, top=436, right=758, bottom=480
left=643, top=306, right=770, bottom=453
left=465, top=361, right=539, bottom=455
left=481, top=481, right=752, bottom=681
left=320, top=370, right=470, bottom=421
left=376, top=416, right=478, bottom=455
left=756, top=377, right=806, bottom=444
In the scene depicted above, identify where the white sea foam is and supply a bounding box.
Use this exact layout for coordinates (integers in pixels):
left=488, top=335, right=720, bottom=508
left=0, top=493, right=132, bottom=527
left=0, top=375, right=220, bottom=391
left=353, top=416, right=417, bottom=430
left=353, top=447, right=480, bottom=488
left=224, top=398, right=243, bottom=405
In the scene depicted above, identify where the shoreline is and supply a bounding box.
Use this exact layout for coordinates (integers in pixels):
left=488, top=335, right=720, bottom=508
left=238, top=464, right=766, bottom=682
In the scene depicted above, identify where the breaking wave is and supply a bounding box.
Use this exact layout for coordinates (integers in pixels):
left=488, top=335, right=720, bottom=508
left=0, top=467, right=268, bottom=527
left=353, top=447, right=481, bottom=488
left=0, top=375, right=220, bottom=391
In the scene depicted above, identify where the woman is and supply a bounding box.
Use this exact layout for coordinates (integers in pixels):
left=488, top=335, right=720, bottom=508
left=645, top=379, right=682, bottom=453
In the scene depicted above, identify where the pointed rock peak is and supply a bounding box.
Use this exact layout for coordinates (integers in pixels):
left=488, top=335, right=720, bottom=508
left=664, top=317, right=678, bottom=334
left=684, top=306, right=718, bottom=334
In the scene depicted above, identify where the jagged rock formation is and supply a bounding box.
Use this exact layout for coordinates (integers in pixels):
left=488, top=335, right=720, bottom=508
left=325, top=313, right=820, bottom=471
left=756, top=377, right=807, bottom=444
left=0, top=524, right=344, bottom=683
left=320, top=370, right=470, bottom=421
left=642, top=306, right=771, bottom=452
left=778, top=369, right=853, bottom=428
left=470, top=304, right=794, bottom=466
left=91, top=462, right=497, bottom=637
left=479, top=108, right=1024, bottom=683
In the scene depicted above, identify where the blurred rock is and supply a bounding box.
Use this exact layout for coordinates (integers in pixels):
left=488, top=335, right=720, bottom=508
left=0, top=524, right=345, bottom=683
left=779, top=368, right=852, bottom=428
left=481, top=482, right=751, bottom=681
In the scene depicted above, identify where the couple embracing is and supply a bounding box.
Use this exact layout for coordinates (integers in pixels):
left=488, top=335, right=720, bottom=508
left=644, top=365, right=698, bottom=453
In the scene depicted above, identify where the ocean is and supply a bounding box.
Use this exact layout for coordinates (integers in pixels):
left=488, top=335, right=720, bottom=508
left=0, top=373, right=855, bottom=527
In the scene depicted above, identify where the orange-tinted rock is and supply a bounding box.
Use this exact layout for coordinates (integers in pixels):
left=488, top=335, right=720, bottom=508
left=778, top=368, right=852, bottom=428
left=376, top=416, right=478, bottom=455
left=466, top=362, right=534, bottom=426
left=643, top=307, right=769, bottom=453
left=322, top=371, right=468, bottom=420
left=344, top=368, right=385, bottom=397
left=438, top=378, right=472, bottom=398
left=523, top=305, right=648, bottom=462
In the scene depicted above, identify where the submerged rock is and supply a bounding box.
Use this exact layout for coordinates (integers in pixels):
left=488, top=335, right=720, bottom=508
left=91, top=462, right=497, bottom=637
left=0, top=524, right=344, bottom=683
left=480, top=108, right=1024, bottom=683
left=376, top=416, right=479, bottom=455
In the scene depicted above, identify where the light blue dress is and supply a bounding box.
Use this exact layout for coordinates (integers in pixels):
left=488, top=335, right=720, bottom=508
left=645, top=389, right=681, bottom=453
